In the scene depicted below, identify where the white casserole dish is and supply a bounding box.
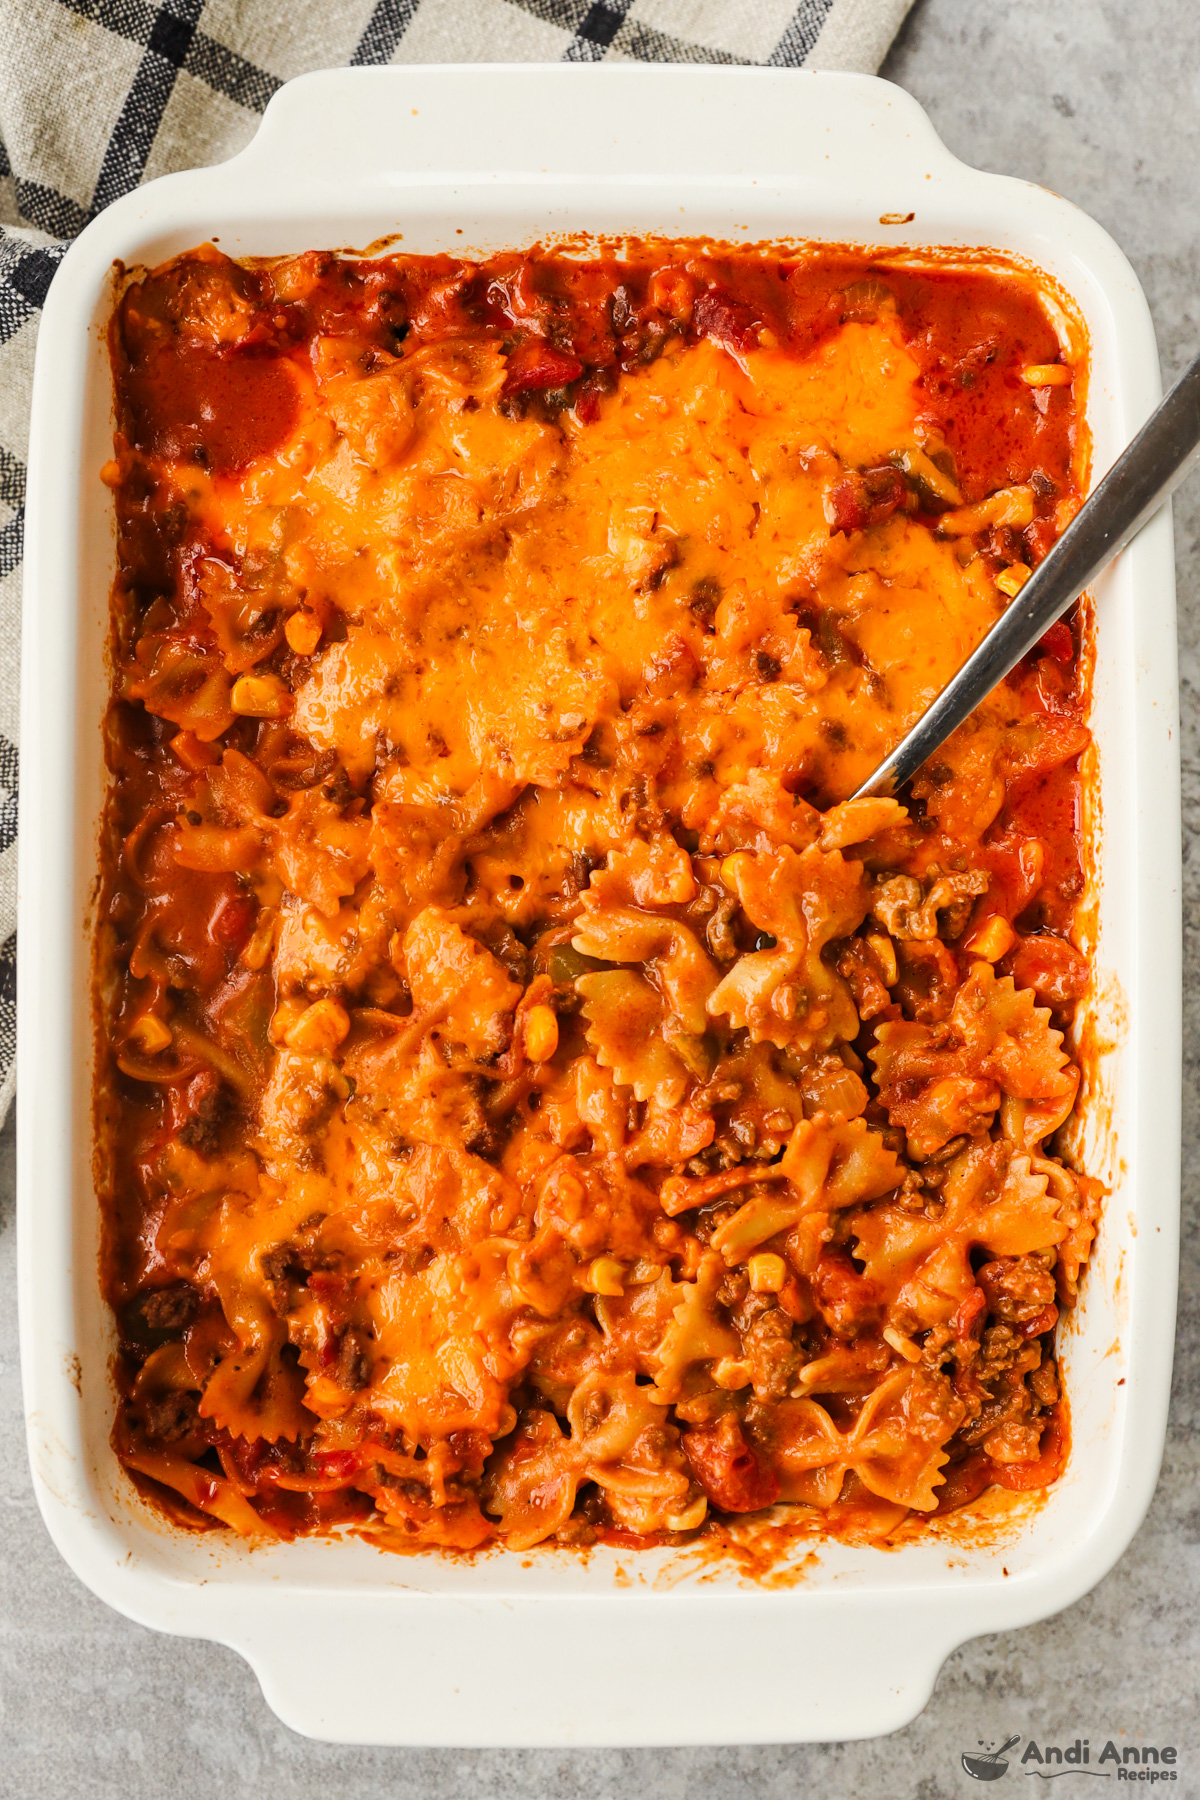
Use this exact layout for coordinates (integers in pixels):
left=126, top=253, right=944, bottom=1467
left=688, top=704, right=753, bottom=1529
left=18, top=65, right=1181, bottom=1747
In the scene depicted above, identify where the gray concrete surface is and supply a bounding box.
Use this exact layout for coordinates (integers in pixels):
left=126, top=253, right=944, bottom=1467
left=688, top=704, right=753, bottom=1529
left=3, top=2, right=1199, bottom=1793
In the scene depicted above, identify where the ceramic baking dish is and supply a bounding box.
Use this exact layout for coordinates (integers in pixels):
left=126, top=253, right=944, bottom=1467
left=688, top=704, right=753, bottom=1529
left=18, top=65, right=1181, bottom=1747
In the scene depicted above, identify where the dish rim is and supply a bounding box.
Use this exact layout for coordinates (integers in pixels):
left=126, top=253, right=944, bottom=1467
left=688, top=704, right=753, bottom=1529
left=17, top=63, right=1181, bottom=1747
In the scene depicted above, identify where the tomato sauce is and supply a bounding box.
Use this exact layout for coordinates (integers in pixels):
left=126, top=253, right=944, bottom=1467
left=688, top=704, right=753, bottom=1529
left=96, top=239, right=1096, bottom=1558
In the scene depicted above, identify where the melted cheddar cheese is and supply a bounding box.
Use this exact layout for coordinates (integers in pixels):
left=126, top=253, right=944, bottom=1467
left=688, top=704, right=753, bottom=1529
left=99, top=242, right=1097, bottom=1553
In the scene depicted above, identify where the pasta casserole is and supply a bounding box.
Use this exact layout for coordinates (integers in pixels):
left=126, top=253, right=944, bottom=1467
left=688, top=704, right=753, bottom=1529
left=96, top=238, right=1099, bottom=1553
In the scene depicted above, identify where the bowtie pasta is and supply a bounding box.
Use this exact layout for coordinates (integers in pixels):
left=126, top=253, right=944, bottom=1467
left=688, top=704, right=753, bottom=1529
left=97, top=239, right=1096, bottom=1554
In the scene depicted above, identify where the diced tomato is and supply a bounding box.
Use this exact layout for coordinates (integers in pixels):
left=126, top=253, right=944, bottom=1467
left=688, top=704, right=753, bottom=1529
left=932, top=1450, right=993, bottom=1515
left=1024, top=517, right=1058, bottom=566
left=776, top=1275, right=814, bottom=1325
left=1005, top=932, right=1089, bottom=1007
left=988, top=1404, right=1068, bottom=1492
left=312, top=1449, right=362, bottom=1481
left=824, top=467, right=906, bottom=534
left=811, top=1246, right=883, bottom=1335
left=950, top=1285, right=988, bottom=1342
left=574, top=381, right=602, bottom=423
left=501, top=338, right=584, bottom=397
left=210, top=890, right=256, bottom=956
left=230, top=1436, right=264, bottom=1481
left=309, top=1271, right=347, bottom=1302
left=446, top=1428, right=492, bottom=1474
left=1037, top=619, right=1074, bottom=663
left=682, top=1415, right=780, bottom=1513
left=1019, top=1303, right=1059, bottom=1340
left=693, top=287, right=759, bottom=353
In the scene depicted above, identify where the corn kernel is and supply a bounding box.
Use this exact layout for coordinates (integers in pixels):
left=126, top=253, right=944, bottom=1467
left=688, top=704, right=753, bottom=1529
left=100, top=459, right=122, bottom=488
left=647, top=267, right=696, bottom=322
left=720, top=852, right=751, bottom=891
left=713, top=1356, right=753, bottom=1390
left=230, top=673, right=293, bottom=718
left=665, top=1495, right=708, bottom=1532
left=269, top=998, right=307, bottom=1045
left=964, top=916, right=1017, bottom=962
left=128, top=1014, right=172, bottom=1055
left=284, top=996, right=351, bottom=1056
left=748, top=1252, right=788, bottom=1294
left=996, top=562, right=1032, bottom=598
left=865, top=931, right=898, bottom=986
left=285, top=611, right=322, bottom=656
left=1018, top=363, right=1072, bottom=387
left=584, top=1257, right=625, bottom=1297
left=524, top=1003, right=559, bottom=1062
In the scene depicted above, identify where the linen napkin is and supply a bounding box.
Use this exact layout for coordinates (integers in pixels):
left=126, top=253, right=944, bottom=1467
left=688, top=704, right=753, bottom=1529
left=0, top=0, right=916, bottom=1122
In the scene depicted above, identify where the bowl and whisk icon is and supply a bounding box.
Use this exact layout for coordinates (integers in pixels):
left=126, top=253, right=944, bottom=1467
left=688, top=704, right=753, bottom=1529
left=963, top=1734, right=1021, bottom=1780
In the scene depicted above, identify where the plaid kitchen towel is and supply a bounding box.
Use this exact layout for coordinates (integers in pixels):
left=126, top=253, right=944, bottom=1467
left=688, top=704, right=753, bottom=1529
left=0, top=0, right=915, bottom=1123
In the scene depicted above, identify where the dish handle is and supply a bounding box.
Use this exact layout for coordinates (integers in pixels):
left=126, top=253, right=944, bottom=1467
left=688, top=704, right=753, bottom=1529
left=217, top=64, right=960, bottom=194
left=229, top=1594, right=964, bottom=1746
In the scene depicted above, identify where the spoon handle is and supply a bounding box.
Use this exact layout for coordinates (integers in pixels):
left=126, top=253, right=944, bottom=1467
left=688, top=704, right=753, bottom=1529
left=853, top=348, right=1200, bottom=800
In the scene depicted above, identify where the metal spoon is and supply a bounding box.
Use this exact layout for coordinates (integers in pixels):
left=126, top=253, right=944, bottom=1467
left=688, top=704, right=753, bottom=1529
left=852, top=349, right=1200, bottom=800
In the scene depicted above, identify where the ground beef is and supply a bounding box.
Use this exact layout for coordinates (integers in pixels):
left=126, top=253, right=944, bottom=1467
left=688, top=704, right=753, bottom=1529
left=141, top=1389, right=201, bottom=1442
left=260, top=1242, right=321, bottom=1315
left=983, top=1419, right=1044, bottom=1464
left=977, top=1253, right=1057, bottom=1326
left=682, top=1412, right=780, bottom=1513
left=261, top=1244, right=304, bottom=1285
left=472, top=918, right=530, bottom=985
left=334, top=1328, right=373, bottom=1391
left=554, top=1515, right=597, bottom=1547
left=465, top=1120, right=508, bottom=1162
left=177, top=1071, right=233, bottom=1153
left=811, top=1246, right=884, bottom=1338
left=960, top=1354, right=1041, bottom=1448
left=320, top=764, right=354, bottom=808
left=1030, top=1357, right=1060, bottom=1408
left=976, top=1322, right=1023, bottom=1385
left=741, top=1305, right=800, bottom=1401
left=705, top=895, right=740, bottom=962
left=270, top=743, right=337, bottom=792
left=138, top=1283, right=199, bottom=1333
